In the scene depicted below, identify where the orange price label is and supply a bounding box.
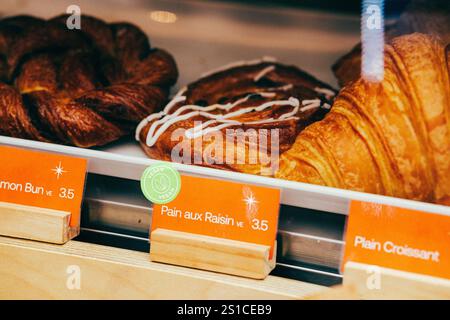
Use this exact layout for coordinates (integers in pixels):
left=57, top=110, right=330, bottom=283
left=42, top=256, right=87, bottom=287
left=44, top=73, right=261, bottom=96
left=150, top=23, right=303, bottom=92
left=150, top=174, right=280, bottom=256
left=0, top=145, right=87, bottom=227
left=343, top=200, right=450, bottom=280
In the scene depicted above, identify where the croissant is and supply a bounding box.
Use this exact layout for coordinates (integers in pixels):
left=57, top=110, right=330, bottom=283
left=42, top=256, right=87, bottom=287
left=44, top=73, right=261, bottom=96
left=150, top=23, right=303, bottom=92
left=137, top=58, right=336, bottom=175
left=276, top=33, right=450, bottom=205
left=0, top=14, right=178, bottom=147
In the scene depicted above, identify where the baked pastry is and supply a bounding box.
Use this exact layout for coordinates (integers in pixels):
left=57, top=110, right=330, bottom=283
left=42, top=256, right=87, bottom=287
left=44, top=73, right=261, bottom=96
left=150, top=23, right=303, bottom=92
left=276, top=34, right=450, bottom=204
left=137, top=58, right=336, bottom=175
left=333, top=0, right=450, bottom=87
left=0, top=14, right=178, bottom=147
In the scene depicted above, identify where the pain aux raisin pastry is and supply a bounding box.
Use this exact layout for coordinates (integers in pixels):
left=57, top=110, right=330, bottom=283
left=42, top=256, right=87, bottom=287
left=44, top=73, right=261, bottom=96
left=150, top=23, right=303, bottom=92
left=136, top=57, right=336, bottom=175
left=0, top=14, right=178, bottom=147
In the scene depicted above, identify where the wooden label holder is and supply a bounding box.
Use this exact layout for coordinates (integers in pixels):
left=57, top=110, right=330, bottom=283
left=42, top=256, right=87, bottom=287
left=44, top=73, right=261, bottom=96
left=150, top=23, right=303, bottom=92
left=320, top=200, right=450, bottom=299
left=0, top=201, right=76, bottom=244
left=0, top=235, right=320, bottom=299
left=0, top=145, right=87, bottom=244
left=142, top=169, right=281, bottom=280
left=339, top=261, right=450, bottom=299
left=150, top=228, right=277, bottom=280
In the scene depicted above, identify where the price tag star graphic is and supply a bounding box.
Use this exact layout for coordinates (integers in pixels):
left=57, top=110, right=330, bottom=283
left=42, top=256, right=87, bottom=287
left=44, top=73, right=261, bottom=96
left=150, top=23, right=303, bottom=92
left=52, top=161, right=68, bottom=179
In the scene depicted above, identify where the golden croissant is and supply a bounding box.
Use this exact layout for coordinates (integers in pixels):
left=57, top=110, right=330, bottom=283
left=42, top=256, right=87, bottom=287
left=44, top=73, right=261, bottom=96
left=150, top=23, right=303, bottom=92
left=276, top=33, right=450, bottom=205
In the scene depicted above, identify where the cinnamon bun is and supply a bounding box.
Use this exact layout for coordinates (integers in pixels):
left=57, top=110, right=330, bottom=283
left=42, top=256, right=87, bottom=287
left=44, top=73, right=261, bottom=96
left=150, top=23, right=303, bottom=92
left=0, top=14, right=178, bottom=147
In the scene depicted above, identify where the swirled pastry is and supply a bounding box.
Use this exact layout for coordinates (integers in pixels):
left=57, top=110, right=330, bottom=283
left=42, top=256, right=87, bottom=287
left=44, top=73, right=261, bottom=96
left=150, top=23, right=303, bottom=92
left=277, top=34, right=450, bottom=204
left=0, top=14, right=178, bottom=147
left=137, top=58, right=336, bottom=175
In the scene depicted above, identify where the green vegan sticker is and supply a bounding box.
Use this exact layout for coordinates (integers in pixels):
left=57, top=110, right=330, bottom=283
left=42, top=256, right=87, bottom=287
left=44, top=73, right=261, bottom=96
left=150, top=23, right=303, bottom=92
left=140, top=163, right=181, bottom=204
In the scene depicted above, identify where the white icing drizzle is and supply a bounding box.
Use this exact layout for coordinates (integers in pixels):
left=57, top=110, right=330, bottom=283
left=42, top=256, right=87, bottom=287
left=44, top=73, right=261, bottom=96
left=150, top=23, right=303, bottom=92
left=141, top=94, right=301, bottom=146
left=163, top=95, right=188, bottom=113
left=135, top=111, right=164, bottom=141
left=268, top=84, right=293, bottom=91
left=191, top=116, right=303, bottom=138
left=140, top=95, right=250, bottom=145
left=279, top=105, right=299, bottom=119
left=302, top=99, right=321, bottom=105
left=253, top=65, right=276, bottom=82
left=245, top=117, right=299, bottom=125
left=300, top=99, right=321, bottom=112
left=137, top=93, right=332, bottom=146
left=183, top=97, right=300, bottom=139
left=135, top=59, right=334, bottom=146
left=135, top=95, right=187, bottom=140
left=173, top=86, right=187, bottom=99
left=200, top=56, right=277, bottom=79
left=257, top=92, right=276, bottom=98
left=217, top=97, right=299, bottom=120
left=186, top=116, right=301, bottom=139
left=186, top=120, right=241, bottom=139
left=314, top=87, right=335, bottom=100
left=135, top=59, right=285, bottom=142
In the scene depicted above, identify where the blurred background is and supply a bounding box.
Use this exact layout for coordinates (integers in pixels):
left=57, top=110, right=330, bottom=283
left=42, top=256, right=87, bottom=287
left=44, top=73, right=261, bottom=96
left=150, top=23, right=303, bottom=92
left=0, top=0, right=414, bottom=89
left=219, top=0, right=410, bottom=15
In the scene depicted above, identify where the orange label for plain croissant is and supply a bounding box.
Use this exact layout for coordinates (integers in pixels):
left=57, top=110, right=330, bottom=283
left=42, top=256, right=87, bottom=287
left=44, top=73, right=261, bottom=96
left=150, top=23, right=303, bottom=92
left=0, top=145, right=87, bottom=227
left=343, top=201, right=450, bottom=280
left=151, top=175, right=280, bottom=256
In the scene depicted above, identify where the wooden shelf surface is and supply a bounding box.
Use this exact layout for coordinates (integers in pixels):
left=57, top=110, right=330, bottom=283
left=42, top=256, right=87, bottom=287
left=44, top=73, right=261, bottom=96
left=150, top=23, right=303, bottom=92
left=0, top=236, right=326, bottom=299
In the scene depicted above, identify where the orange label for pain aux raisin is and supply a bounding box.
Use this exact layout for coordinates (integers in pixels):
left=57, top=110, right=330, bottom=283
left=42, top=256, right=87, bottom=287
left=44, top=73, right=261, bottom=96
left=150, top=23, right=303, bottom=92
left=0, top=145, right=87, bottom=227
left=150, top=174, right=280, bottom=256
left=343, top=200, right=450, bottom=280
